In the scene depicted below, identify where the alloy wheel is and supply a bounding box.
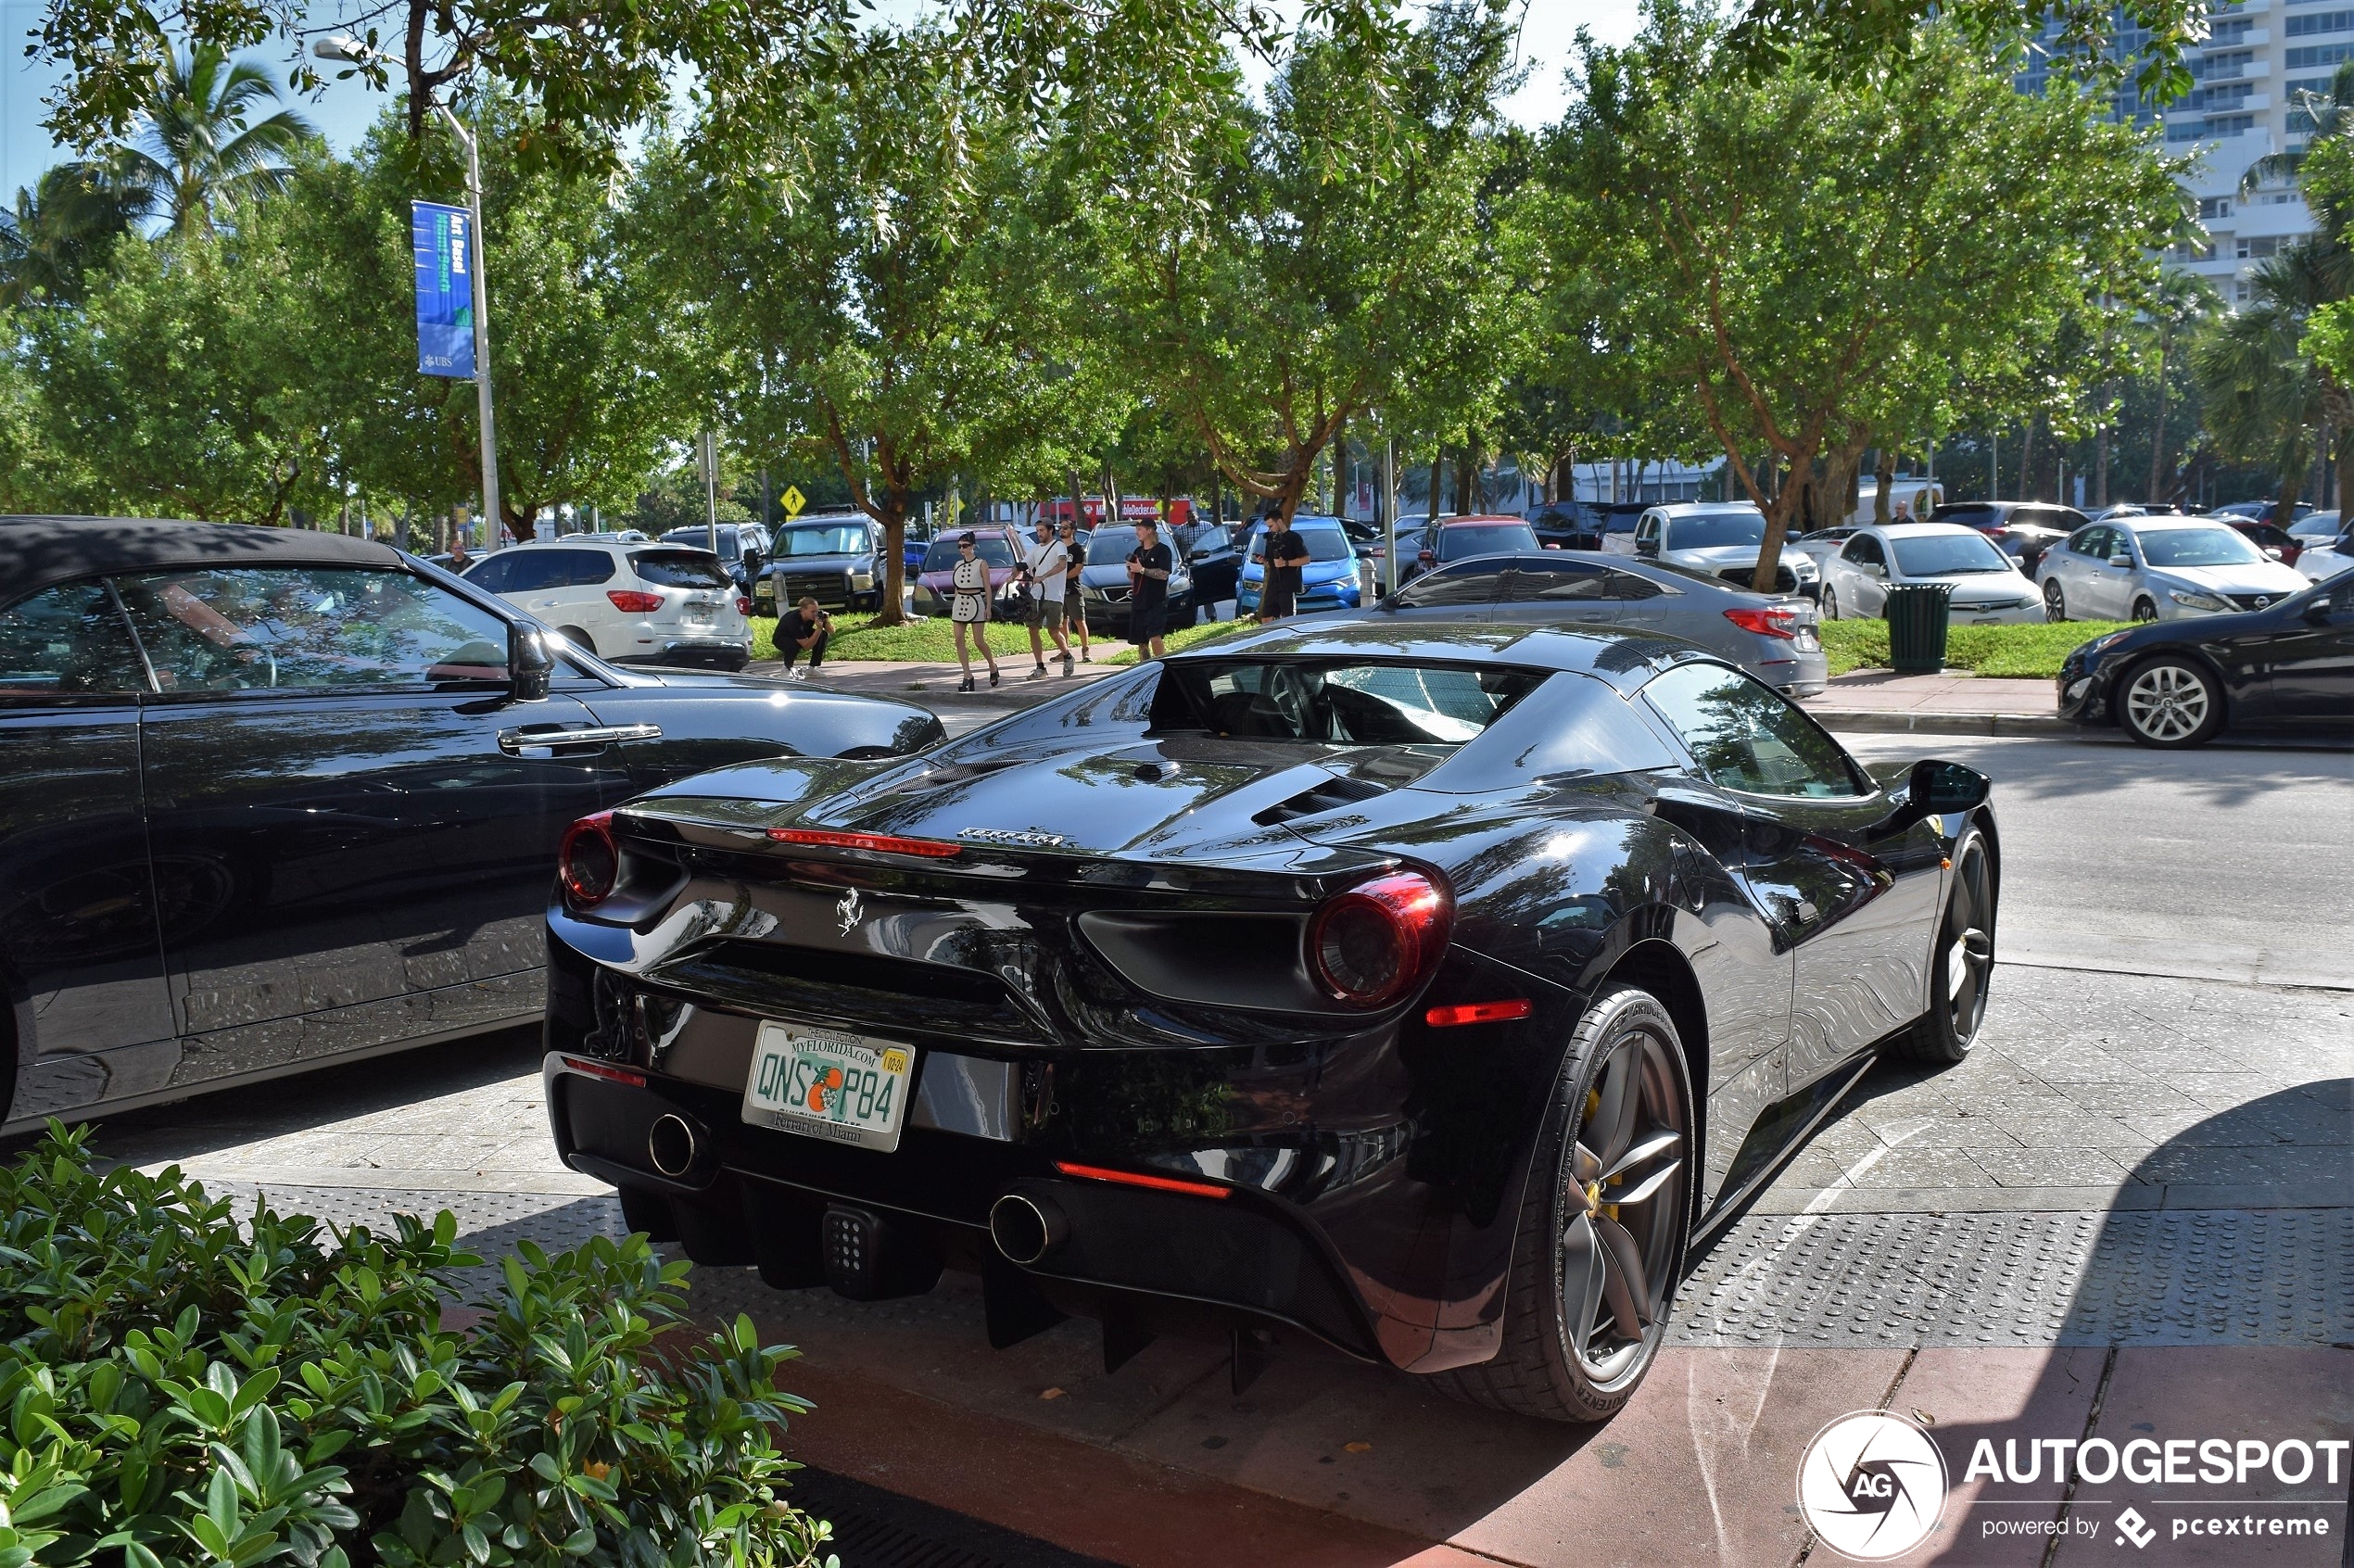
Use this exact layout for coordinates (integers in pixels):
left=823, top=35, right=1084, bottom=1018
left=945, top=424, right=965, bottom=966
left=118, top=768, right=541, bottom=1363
left=1942, top=840, right=1994, bottom=1045
left=1555, top=1025, right=1688, bottom=1388
left=2042, top=580, right=2066, bottom=622
left=1822, top=587, right=1840, bottom=620
left=2123, top=662, right=2210, bottom=743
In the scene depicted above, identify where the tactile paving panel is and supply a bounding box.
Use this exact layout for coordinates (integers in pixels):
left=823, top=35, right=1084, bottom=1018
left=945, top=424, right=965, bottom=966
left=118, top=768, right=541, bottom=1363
left=1675, top=1207, right=2354, bottom=1348
left=215, top=1183, right=2352, bottom=1349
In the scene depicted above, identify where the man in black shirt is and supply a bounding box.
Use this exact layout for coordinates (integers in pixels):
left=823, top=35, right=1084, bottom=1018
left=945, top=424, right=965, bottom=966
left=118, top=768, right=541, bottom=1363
left=1126, top=518, right=1175, bottom=658
left=778, top=595, right=832, bottom=680
left=1257, top=511, right=1311, bottom=621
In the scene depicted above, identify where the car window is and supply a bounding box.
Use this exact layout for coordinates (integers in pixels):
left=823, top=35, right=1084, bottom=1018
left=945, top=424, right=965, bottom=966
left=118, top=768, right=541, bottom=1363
left=1152, top=659, right=1546, bottom=745
left=549, top=549, right=616, bottom=587
left=1841, top=535, right=1886, bottom=566
left=2140, top=527, right=2266, bottom=568
left=0, top=581, right=150, bottom=696
left=1642, top=661, right=1865, bottom=799
left=630, top=550, right=734, bottom=588
left=1292, top=528, right=1354, bottom=563
left=2331, top=578, right=2354, bottom=614
left=492, top=551, right=566, bottom=593
left=1501, top=561, right=1614, bottom=601
left=1890, top=533, right=2014, bottom=576
left=1662, top=512, right=1767, bottom=550
left=461, top=555, right=513, bottom=593
left=114, top=567, right=511, bottom=693
left=1389, top=561, right=1505, bottom=608
left=925, top=535, right=1019, bottom=570
left=2065, top=525, right=2104, bottom=555
left=662, top=527, right=742, bottom=561
left=1602, top=569, right=1667, bottom=601
left=1436, top=524, right=1538, bottom=560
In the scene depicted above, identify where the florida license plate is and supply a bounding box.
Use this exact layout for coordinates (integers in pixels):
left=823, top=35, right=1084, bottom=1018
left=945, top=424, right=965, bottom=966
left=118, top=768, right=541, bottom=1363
left=741, top=1021, right=915, bottom=1152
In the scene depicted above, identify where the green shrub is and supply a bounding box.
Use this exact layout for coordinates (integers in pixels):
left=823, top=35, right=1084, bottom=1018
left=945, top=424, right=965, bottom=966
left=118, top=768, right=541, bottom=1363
left=0, top=1124, right=835, bottom=1568
left=1816, top=617, right=2132, bottom=678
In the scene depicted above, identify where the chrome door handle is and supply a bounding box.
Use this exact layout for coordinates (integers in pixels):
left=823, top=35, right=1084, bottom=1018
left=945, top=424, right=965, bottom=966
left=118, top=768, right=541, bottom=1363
left=497, top=723, right=662, bottom=754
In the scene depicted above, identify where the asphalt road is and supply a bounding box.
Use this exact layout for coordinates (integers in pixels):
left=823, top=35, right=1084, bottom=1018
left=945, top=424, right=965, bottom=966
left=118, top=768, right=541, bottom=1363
left=1838, top=730, right=2354, bottom=993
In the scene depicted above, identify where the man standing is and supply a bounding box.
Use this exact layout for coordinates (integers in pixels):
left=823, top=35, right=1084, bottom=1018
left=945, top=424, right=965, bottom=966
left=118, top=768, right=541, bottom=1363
left=1126, top=517, right=1174, bottom=660
left=778, top=595, right=831, bottom=681
left=1020, top=517, right=1074, bottom=677
left=1256, top=509, right=1310, bottom=622
left=1058, top=517, right=1092, bottom=663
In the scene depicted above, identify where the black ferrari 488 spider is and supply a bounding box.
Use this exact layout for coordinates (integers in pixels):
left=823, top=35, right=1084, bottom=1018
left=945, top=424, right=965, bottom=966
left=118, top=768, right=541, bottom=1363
left=541, top=622, right=1996, bottom=1423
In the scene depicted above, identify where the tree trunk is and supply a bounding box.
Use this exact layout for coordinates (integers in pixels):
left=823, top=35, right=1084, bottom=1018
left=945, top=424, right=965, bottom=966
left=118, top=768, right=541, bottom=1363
left=2020, top=418, right=2038, bottom=502
left=1426, top=452, right=1440, bottom=521
left=1873, top=447, right=1895, bottom=525
left=2095, top=424, right=2110, bottom=508
left=1808, top=434, right=1867, bottom=537
left=2148, top=336, right=2171, bottom=503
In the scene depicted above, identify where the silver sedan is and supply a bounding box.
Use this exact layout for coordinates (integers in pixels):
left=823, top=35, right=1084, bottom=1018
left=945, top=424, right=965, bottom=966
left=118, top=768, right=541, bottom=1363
left=1346, top=550, right=1829, bottom=695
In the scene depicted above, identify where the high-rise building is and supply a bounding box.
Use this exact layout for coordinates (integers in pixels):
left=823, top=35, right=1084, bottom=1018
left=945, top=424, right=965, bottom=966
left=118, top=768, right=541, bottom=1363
left=2022, top=4, right=2322, bottom=304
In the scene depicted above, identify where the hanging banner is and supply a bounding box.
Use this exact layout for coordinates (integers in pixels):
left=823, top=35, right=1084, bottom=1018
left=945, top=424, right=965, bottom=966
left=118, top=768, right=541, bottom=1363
left=411, top=200, right=475, bottom=379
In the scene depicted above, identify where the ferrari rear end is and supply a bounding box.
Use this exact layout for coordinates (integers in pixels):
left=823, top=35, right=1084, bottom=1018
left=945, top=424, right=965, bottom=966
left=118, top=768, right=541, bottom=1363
left=539, top=670, right=1595, bottom=1375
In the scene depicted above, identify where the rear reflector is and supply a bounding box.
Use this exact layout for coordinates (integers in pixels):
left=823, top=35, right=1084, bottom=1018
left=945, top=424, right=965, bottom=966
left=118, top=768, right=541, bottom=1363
left=1424, top=998, right=1534, bottom=1028
left=1053, top=1160, right=1231, bottom=1200
left=766, top=828, right=961, bottom=858
left=561, top=1056, right=647, bottom=1087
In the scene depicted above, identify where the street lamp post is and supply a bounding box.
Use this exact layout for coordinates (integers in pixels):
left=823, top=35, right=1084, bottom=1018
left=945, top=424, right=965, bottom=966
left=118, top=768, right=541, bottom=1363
left=316, top=37, right=500, bottom=548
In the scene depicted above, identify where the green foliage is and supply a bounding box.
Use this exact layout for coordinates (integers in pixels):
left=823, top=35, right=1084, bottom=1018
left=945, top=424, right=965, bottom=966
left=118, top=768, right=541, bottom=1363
left=0, top=1123, right=834, bottom=1568
left=111, top=44, right=316, bottom=238
left=1816, top=616, right=2133, bottom=677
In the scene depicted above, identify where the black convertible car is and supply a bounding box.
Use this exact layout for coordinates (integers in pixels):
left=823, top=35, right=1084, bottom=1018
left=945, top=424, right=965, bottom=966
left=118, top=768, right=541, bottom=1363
left=0, top=517, right=942, bottom=1134
left=542, top=621, right=1996, bottom=1423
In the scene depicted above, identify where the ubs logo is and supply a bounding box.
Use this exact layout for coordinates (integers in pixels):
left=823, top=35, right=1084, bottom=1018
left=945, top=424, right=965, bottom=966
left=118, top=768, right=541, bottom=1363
left=835, top=887, right=862, bottom=935
left=1797, top=1410, right=1948, bottom=1561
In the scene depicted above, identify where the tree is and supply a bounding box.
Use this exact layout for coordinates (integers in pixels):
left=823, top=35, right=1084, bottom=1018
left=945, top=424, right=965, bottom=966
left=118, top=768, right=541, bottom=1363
left=2142, top=271, right=2220, bottom=501
left=1553, top=8, right=2179, bottom=588
left=639, top=22, right=1089, bottom=624
left=1099, top=1, right=1525, bottom=526
left=0, top=160, right=137, bottom=307
left=113, top=44, right=315, bottom=236
left=2195, top=256, right=2330, bottom=521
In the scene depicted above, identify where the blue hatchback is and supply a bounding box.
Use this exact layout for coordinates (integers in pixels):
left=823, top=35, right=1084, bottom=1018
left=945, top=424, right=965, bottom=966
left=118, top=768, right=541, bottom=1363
left=1236, top=515, right=1362, bottom=616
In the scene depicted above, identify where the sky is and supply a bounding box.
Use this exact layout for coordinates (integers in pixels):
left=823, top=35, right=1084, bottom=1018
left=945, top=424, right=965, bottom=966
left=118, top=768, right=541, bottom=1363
left=0, top=0, right=1642, bottom=198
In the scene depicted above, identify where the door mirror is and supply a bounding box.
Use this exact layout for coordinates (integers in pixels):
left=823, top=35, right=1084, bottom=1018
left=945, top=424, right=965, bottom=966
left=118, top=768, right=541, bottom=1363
left=2109, top=555, right=2133, bottom=569
left=509, top=623, right=554, bottom=702
left=2307, top=595, right=2335, bottom=624
left=1911, top=758, right=1989, bottom=814
left=1635, top=537, right=1659, bottom=557
left=1862, top=562, right=1885, bottom=578
left=2264, top=547, right=2284, bottom=560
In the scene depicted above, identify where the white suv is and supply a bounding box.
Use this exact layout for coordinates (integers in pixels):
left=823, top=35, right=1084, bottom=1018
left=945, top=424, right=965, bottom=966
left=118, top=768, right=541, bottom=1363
left=461, top=538, right=753, bottom=670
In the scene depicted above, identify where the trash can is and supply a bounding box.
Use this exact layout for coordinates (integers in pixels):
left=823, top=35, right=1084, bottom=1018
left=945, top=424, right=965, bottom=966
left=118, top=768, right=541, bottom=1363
left=1884, top=582, right=1954, bottom=674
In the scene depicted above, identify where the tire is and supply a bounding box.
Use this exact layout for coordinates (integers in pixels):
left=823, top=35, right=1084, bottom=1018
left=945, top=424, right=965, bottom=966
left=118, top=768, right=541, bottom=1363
left=1895, top=827, right=1995, bottom=1065
left=1435, top=984, right=1693, bottom=1423
left=2118, top=655, right=2224, bottom=748
left=2043, top=579, right=2067, bottom=622
left=555, top=625, right=598, bottom=655
left=1822, top=586, right=1841, bottom=621
left=2131, top=597, right=2159, bottom=624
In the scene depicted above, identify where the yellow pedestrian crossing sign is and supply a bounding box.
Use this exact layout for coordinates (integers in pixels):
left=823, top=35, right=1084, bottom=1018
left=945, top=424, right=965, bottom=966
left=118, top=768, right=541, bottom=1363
left=781, top=485, right=805, bottom=520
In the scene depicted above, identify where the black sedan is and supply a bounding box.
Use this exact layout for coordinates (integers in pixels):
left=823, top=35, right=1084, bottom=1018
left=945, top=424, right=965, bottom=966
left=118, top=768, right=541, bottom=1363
left=0, top=516, right=943, bottom=1135
left=541, top=622, right=1995, bottom=1423
left=2057, top=575, right=2354, bottom=747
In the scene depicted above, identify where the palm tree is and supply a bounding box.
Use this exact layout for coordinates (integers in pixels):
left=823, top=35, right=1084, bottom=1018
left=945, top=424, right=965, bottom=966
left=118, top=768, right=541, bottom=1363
left=0, top=159, right=139, bottom=307
left=2192, top=252, right=2330, bottom=519
left=2142, top=270, right=2220, bottom=501
left=113, top=44, right=316, bottom=237
left=2242, top=58, right=2354, bottom=216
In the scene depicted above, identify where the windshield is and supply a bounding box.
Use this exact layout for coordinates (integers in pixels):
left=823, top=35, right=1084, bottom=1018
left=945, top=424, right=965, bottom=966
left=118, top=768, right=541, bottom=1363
left=922, top=536, right=1017, bottom=571
left=1891, top=533, right=2015, bottom=576
left=661, top=527, right=740, bottom=561
left=1276, top=528, right=1355, bottom=563
left=775, top=524, right=868, bottom=557
left=1662, top=512, right=1766, bottom=550
left=1151, top=659, right=1546, bottom=746
left=1087, top=526, right=1142, bottom=564
left=2140, top=527, right=2266, bottom=568
left=2289, top=512, right=2340, bottom=539
left=1436, top=524, right=1536, bottom=560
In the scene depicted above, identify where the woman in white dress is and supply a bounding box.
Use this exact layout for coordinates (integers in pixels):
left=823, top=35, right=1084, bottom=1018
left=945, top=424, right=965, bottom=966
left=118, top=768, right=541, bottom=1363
left=949, top=531, right=1000, bottom=690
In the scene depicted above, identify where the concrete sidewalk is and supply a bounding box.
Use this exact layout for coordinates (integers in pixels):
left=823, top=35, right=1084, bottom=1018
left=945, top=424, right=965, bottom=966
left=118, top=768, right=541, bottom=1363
left=1798, top=672, right=2064, bottom=736
left=759, top=655, right=1126, bottom=712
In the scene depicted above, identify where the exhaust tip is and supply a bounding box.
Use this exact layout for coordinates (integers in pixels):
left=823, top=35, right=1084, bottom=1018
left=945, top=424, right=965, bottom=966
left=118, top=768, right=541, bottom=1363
left=989, top=1191, right=1069, bottom=1266
left=648, top=1112, right=699, bottom=1179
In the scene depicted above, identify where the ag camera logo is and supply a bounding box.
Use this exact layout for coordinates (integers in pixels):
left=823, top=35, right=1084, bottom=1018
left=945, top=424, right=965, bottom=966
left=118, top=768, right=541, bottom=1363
left=1798, top=1410, right=1949, bottom=1561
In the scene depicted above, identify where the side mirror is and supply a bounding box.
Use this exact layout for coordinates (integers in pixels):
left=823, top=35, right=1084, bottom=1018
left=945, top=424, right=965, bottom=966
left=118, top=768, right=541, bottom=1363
left=1863, top=562, right=1886, bottom=578
left=2109, top=556, right=2133, bottom=569
left=2307, top=595, right=2335, bottom=624
left=1635, top=538, right=1659, bottom=557
left=509, top=624, right=554, bottom=702
left=2264, top=547, right=2284, bottom=560
left=1911, top=758, right=1989, bottom=815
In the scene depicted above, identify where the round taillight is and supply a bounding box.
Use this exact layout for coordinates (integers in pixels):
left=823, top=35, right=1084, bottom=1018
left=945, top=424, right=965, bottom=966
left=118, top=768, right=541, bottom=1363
left=1308, top=870, right=1452, bottom=1008
left=559, top=811, right=619, bottom=906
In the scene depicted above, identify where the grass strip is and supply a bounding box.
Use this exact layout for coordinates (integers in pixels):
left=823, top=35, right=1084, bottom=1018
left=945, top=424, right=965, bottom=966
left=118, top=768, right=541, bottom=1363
left=1816, top=617, right=2130, bottom=678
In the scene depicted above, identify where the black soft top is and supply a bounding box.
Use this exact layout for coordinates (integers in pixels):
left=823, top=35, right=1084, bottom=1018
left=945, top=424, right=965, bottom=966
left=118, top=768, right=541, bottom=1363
left=0, top=516, right=402, bottom=605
